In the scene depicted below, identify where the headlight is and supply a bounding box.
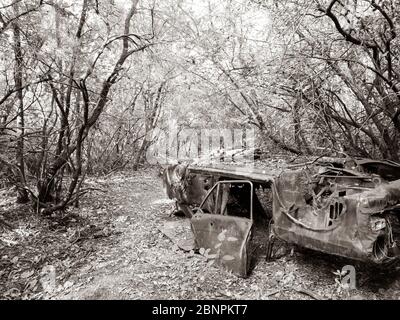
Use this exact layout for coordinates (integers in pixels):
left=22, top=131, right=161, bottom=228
left=370, top=216, right=386, bottom=232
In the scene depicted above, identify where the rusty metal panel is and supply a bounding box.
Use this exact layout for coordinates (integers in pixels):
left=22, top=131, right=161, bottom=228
left=357, top=179, right=400, bottom=214
left=271, top=169, right=368, bottom=260
left=355, top=159, right=400, bottom=181
left=191, top=213, right=253, bottom=277
left=188, top=164, right=276, bottom=184
left=272, top=168, right=400, bottom=263
left=161, top=164, right=217, bottom=218
left=161, top=158, right=400, bottom=265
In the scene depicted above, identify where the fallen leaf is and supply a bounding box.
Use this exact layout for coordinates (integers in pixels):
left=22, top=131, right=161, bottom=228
left=21, top=270, right=34, bottom=279
left=207, top=260, right=215, bottom=267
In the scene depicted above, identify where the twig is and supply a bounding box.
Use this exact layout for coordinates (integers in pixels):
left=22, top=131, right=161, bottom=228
left=265, top=289, right=281, bottom=297
left=293, top=288, right=324, bottom=300
left=286, top=155, right=326, bottom=168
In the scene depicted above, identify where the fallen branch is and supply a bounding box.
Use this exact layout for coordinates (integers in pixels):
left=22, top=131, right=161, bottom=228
left=265, top=287, right=325, bottom=300
left=293, top=288, right=324, bottom=300
left=265, top=289, right=281, bottom=297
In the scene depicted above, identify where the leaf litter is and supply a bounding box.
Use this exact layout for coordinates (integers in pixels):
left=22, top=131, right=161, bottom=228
left=1, top=169, right=400, bottom=300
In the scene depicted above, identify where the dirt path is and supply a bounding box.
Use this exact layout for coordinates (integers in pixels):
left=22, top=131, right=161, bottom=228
left=49, top=170, right=400, bottom=300
left=3, top=170, right=399, bottom=300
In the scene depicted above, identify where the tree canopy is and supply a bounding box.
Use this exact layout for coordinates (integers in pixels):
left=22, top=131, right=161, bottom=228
left=1, top=0, right=399, bottom=213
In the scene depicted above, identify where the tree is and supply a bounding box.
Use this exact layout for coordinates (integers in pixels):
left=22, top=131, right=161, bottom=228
left=12, top=1, right=29, bottom=203
left=1, top=0, right=159, bottom=213
left=253, top=0, right=400, bottom=160
left=36, top=0, right=155, bottom=214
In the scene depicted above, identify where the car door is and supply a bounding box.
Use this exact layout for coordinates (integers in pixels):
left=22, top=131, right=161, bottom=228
left=190, top=180, right=254, bottom=277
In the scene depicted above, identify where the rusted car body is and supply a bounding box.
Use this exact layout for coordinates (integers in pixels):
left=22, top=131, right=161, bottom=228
left=161, top=158, right=400, bottom=277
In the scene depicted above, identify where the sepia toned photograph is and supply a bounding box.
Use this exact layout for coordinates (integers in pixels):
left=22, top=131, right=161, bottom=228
left=1, top=0, right=400, bottom=303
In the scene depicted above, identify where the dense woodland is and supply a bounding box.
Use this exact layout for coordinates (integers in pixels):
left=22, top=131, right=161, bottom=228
left=1, top=0, right=399, bottom=214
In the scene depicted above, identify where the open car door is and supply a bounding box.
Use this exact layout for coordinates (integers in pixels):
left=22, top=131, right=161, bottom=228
left=191, top=180, right=254, bottom=277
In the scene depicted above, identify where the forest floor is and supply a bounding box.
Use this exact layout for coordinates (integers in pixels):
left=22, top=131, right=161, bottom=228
left=1, top=169, right=400, bottom=300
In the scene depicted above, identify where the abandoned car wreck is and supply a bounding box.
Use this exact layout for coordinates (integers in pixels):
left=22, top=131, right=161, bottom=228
left=161, top=158, right=400, bottom=277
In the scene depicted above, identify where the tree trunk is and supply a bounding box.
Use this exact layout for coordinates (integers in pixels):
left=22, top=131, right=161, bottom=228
left=133, top=139, right=149, bottom=171
left=38, top=0, right=143, bottom=214
left=12, top=5, right=28, bottom=203
left=292, top=97, right=310, bottom=154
